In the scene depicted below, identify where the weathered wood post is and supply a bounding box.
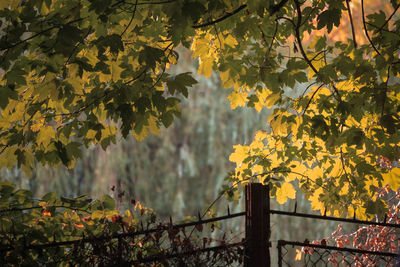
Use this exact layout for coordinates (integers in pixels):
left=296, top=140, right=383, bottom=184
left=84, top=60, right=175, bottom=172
left=245, top=183, right=270, bottom=266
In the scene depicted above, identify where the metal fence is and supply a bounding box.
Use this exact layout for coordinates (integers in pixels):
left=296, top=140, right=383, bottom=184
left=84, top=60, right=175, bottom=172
left=264, top=184, right=400, bottom=267
left=277, top=240, right=398, bottom=267
left=2, top=183, right=399, bottom=266
left=0, top=207, right=246, bottom=265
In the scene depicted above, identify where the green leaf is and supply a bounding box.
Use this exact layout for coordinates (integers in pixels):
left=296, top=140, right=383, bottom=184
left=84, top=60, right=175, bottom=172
left=0, top=86, right=17, bottom=109
left=96, top=34, right=124, bottom=55
left=167, top=72, right=197, bottom=97
left=138, top=46, right=164, bottom=70
left=317, top=9, right=341, bottom=33
left=102, top=195, right=115, bottom=210
left=161, top=111, right=174, bottom=127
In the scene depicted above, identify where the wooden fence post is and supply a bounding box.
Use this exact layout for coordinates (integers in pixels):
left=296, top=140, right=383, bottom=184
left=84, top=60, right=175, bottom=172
left=245, top=183, right=270, bottom=267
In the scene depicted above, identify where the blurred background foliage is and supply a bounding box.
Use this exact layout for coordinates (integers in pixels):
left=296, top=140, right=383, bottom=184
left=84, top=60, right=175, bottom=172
left=1, top=49, right=341, bottom=264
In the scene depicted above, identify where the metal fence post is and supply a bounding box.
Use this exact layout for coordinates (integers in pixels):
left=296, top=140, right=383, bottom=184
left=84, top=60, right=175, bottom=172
left=245, top=183, right=270, bottom=267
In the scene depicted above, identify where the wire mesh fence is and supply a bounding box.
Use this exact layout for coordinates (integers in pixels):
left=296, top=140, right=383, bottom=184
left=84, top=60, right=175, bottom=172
left=1, top=210, right=246, bottom=266
left=277, top=240, right=399, bottom=267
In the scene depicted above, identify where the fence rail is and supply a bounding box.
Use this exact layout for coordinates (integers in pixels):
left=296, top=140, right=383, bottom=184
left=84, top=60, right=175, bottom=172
left=270, top=209, right=400, bottom=228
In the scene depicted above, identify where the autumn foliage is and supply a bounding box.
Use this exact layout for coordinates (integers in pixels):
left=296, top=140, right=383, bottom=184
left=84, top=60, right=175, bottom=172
left=0, top=0, right=400, bottom=257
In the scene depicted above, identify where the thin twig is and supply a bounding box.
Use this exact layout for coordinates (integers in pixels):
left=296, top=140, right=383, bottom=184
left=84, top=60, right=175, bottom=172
left=381, top=65, right=391, bottom=117
left=302, top=84, right=324, bottom=115
left=1, top=18, right=85, bottom=52
left=361, top=0, right=381, bottom=56
left=121, top=0, right=176, bottom=6
left=120, top=0, right=138, bottom=37
left=192, top=5, right=246, bottom=29
left=377, top=4, right=400, bottom=32
left=0, top=205, right=91, bottom=214
left=345, top=0, right=357, bottom=48
left=292, top=0, right=342, bottom=101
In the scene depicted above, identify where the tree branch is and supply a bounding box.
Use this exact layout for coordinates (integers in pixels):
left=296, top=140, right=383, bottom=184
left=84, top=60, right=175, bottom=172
left=120, top=0, right=138, bottom=37
left=192, top=4, right=246, bottom=29
left=361, top=0, right=381, bottom=56
left=345, top=0, right=357, bottom=48
left=292, top=0, right=342, bottom=101
left=302, top=84, right=324, bottom=115
left=120, top=0, right=176, bottom=6
left=0, top=18, right=85, bottom=52
left=377, top=4, right=400, bottom=33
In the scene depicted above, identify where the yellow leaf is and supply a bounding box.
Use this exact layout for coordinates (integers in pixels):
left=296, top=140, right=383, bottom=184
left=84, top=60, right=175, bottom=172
left=99, top=72, right=111, bottom=83
left=148, top=116, right=160, bottom=135
left=269, top=114, right=287, bottom=135
left=111, top=61, right=123, bottom=82
left=21, top=149, right=34, bottom=177
left=133, top=127, right=148, bottom=141
left=191, top=37, right=210, bottom=58
left=307, top=52, right=325, bottom=79
left=328, top=158, right=342, bottom=178
left=265, top=93, right=280, bottom=108
left=347, top=205, right=368, bottom=220
left=198, top=56, right=213, bottom=78
left=250, top=140, right=264, bottom=151
left=30, top=118, right=45, bottom=132
left=91, top=210, right=105, bottom=220
left=0, top=117, right=11, bottom=129
left=229, top=145, right=250, bottom=164
left=0, top=147, right=17, bottom=168
left=220, top=70, right=234, bottom=88
left=287, top=161, right=307, bottom=181
left=66, top=64, right=83, bottom=93
left=223, top=34, right=238, bottom=47
left=309, top=187, right=324, bottom=212
left=0, top=0, right=18, bottom=10
left=310, top=166, right=323, bottom=181
left=254, top=130, right=268, bottom=142
left=295, top=249, right=303, bottom=261
left=252, top=164, right=264, bottom=175
left=86, top=129, right=97, bottom=140
left=37, top=126, right=55, bottom=147
left=339, top=182, right=349, bottom=195
left=382, top=168, right=400, bottom=190
left=35, top=73, right=57, bottom=101
left=227, top=91, right=247, bottom=109
left=276, top=182, right=296, bottom=204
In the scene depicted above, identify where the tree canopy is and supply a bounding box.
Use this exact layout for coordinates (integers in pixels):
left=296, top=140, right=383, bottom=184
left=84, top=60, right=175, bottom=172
left=1, top=0, right=400, bottom=218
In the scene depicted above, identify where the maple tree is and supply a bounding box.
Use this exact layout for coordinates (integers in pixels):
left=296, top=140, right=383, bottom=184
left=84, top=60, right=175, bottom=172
left=1, top=0, right=400, bottom=219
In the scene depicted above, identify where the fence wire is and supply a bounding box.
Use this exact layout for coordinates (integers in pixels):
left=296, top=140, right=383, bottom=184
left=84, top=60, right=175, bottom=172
left=277, top=240, right=399, bottom=267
